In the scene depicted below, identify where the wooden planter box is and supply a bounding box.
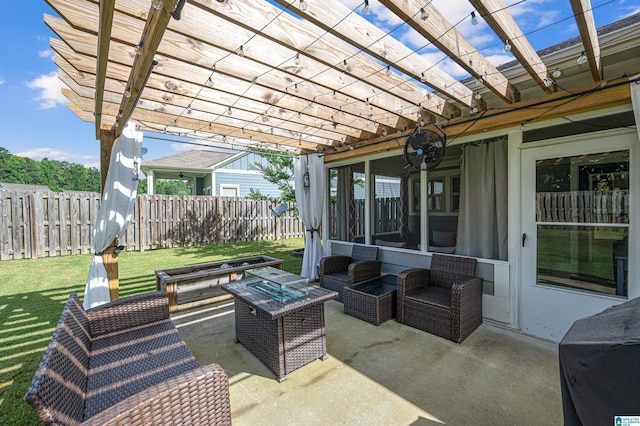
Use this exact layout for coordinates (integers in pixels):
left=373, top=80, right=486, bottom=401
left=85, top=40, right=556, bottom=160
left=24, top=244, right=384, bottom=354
left=155, top=255, right=283, bottom=312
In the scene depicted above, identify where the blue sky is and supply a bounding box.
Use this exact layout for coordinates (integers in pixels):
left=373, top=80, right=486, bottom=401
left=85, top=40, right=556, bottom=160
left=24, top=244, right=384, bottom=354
left=0, top=0, right=637, bottom=169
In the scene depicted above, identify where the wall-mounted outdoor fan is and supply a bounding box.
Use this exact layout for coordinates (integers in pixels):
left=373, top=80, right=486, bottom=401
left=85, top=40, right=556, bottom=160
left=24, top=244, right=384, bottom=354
left=403, top=126, right=446, bottom=171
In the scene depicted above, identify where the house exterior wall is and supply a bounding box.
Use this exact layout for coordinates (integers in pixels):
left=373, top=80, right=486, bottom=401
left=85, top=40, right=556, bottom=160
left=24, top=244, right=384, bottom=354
left=322, top=104, right=638, bottom=342
left=214, top=170, right=282, bottom=197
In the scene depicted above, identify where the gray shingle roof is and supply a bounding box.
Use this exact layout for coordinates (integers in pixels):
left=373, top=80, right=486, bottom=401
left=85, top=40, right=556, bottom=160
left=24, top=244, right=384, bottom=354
left=142, top=150, right=236, bottom=169
left=0, top=183, right=51, bottom=192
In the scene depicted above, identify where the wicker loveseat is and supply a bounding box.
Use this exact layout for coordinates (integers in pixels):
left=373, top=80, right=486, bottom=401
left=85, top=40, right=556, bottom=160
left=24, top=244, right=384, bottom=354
left=397, top=254, right=482, bottom=343
left=25, top=292, right=231, bottom=425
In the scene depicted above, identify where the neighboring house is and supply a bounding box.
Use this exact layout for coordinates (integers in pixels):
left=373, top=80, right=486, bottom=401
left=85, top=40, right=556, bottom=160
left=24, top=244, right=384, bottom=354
left=141, top=149, right=284, bottom=198
left=0, top=183, right=51, bottom=192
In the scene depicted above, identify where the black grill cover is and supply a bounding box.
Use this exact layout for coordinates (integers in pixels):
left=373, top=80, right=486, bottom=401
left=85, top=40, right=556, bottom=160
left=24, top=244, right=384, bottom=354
left=559, top=297, right=640, bottom=425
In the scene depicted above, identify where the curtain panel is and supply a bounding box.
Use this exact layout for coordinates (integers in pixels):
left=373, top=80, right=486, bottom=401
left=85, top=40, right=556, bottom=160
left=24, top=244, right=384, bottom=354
left=456, top=137, right=509, bottom=261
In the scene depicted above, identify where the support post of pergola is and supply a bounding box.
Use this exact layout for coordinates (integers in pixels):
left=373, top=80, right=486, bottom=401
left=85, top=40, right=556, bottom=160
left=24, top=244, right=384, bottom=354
left=99, top=126, right=119, bottom=301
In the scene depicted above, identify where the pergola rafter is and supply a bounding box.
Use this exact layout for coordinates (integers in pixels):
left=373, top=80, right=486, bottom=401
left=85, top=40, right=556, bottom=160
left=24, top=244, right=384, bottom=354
left=570, top=0, right=602, bottom=81
left=380, top=0, right=519, bottom=104
left=468, top=0, right=554, bottom=94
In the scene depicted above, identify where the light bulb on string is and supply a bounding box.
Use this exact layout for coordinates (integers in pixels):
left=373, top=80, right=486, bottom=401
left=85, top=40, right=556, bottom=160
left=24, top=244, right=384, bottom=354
left=151, top=0, right=163, bottom=10
left=420, top=7, right=429, bottom=21
left=332, top=90, right=337, bottom=99
left=294, top=84, right=299, bottom=94
left=364, top=0, right=370, bottom=15
left=237, top=45, right=245, bottom=57
left=552, top=68, right=562, bottom=78
left=299, top=0, right=307, bottom=12
left=470, top=11, right=479, bottom=25
left=503, top=39, right=511, bottom=52
left=474, top=92, right=482, bottom=100
left=294, top=53, right=300, bottom=65
left=385, top=65, right=391, bottom=76
left=577, top=51, right=587, bottom=65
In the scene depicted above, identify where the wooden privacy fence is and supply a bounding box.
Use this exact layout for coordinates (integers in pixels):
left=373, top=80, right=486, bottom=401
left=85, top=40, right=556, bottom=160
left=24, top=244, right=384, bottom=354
left=536, top=190, right=629, bottom=223
left=0, top=191, right=304, bottom=260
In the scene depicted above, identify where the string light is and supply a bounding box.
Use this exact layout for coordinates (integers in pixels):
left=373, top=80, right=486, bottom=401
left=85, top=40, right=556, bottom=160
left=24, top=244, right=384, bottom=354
left=341, top=59, right=350, bottom=72
left=420, top=7, right=429, bottom=21
left=385, top=65, right=391, bottom=76
left=552, top=68, right=562, bottom=78
left=151, top=0, right=163, bottom=10
left=503, top=39, right=511, bottom=52
left=471, top=11, right=479, bottom=25
left=294, top=53, right=301, bottom=65
left=124, top=88, right=132, bottom=98
left=332, top=90, right=337, bottom=99
left=186, top=104, right=192, bottom=114
left=237, top=45, right=245, bottom=57
left=577, top=51, right=587, bottom=64
left=474, top=92, right=482, bottom=100
left=299, top=0, right=307, bottom=12
left=227, top=107, right=233, bottom=115
left=364, top=0, right=371, bottom=15
left=294, top=83, right=299, bottom=94
left=134, top=41, right=144, bottom=55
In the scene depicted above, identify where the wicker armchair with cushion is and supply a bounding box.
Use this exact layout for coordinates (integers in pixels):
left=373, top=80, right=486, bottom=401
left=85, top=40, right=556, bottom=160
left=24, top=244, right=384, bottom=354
left=25, top=292, right=231, bottom=426
left=319, top=244, right=381, bottom=302
left=397, top=254, right=482, bottom=343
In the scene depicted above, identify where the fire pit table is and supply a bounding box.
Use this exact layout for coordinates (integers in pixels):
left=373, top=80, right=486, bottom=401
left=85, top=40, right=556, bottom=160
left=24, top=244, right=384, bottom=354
left=155, top=255, right=283, bottom=312
left=221, top=267, right=338, bottom=382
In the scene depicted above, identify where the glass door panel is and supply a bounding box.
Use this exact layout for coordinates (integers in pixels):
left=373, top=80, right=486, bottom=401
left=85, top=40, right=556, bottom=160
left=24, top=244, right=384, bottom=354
left=535, top=150, right=629, bottom=296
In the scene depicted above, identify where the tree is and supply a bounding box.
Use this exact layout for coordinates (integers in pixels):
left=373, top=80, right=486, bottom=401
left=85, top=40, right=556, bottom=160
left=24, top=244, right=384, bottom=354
left=247, top=149, right=295, bottom=202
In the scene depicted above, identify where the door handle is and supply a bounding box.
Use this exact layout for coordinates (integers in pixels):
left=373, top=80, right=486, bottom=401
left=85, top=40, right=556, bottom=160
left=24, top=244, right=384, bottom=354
left=522, top=233, right=527, bottom=247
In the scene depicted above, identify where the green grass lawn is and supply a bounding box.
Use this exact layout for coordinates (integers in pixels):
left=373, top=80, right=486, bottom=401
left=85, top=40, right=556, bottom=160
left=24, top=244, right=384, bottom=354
left=0, top=238, right=305, bottom=425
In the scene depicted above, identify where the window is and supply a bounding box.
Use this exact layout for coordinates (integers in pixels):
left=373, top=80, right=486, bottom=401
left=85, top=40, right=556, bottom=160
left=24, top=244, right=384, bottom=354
left=220, top=184, right=239, bottom=197
left=328, top=163, right=364, bottom=242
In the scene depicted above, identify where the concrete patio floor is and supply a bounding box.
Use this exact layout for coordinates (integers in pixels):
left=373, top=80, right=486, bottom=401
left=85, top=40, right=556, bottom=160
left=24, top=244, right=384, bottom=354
left=173, top=299, right=563, bottom=425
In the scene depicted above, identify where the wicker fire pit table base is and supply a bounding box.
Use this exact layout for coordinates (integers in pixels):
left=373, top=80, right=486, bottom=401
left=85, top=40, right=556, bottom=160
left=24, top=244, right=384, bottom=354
left=221, top=267, right=338, bottom=382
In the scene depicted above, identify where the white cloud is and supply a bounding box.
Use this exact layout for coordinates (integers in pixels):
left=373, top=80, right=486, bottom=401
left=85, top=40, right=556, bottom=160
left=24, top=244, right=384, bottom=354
left=0, top=77, right=4, bottom=85
left=15, top=148, right=99, bottom=168
left=621, top=5, right=640, bottom=18
left=170, top=143, right=193, bottom=152
left=27, top=71, right=67, bottom=109
left=39, top=49, right=54, bottom=58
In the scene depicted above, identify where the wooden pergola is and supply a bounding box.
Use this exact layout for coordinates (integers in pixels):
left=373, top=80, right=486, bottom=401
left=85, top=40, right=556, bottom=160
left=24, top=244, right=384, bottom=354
left=44, top=0, right=638, bottom=298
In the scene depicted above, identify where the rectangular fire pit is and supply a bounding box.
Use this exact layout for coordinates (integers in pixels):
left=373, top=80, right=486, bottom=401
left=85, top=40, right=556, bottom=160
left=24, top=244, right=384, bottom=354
left=155, top=255, right=283, bottom=312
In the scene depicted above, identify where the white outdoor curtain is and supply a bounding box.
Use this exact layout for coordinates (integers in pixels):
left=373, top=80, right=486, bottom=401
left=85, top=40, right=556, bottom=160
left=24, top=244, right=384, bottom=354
left=83, top=122, right=144, bottom=309
left=631, top=73, right=640, bottom=142
left=294, top=153, right=325, bottom=280
left=456, top=137, right=508, bottom=261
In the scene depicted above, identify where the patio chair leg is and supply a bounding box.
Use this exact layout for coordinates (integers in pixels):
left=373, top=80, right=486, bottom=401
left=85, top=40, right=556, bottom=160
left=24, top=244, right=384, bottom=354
left=277, top=376, right=287, bottom=383
left=320, top=354, right=329, bottom=361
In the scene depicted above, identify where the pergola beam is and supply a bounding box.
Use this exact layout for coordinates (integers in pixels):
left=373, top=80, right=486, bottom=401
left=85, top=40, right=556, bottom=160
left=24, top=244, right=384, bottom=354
left=469, top=0, right=553, bottom=94
left=270, top=0, right=470, bottom=112
left=380, top=0, right=518, bottom=104
left=94, top=0, right=115, bottom=139
left=570, top=0, right=602, bottom=81
left=114, top=0, right=179, bottom=137
left=325, top=74, right=635, bottom=162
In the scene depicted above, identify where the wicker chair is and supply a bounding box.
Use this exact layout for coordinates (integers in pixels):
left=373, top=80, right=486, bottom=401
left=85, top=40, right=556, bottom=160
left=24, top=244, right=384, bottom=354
left=319, top=244, right=380, bottom=302
left=25, top=292, right=231, bottom=425
left=397, top=254, right=482, bottom=343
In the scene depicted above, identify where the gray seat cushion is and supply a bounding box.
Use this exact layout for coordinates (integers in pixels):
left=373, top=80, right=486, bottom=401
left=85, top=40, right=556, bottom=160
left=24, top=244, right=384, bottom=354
left=84, top=319, right=199, bottom=420
left=405, top=286, right=451, bottom=310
